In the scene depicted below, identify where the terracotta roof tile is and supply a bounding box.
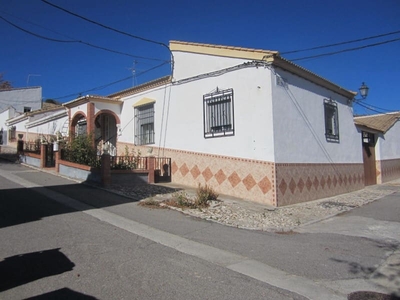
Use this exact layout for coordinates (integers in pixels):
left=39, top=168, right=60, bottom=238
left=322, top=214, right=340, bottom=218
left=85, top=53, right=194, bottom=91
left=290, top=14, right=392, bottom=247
left=354, top=112, right=400, bottom=133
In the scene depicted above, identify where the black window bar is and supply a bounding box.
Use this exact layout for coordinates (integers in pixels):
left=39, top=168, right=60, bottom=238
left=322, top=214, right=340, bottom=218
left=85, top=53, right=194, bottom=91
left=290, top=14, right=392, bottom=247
left=203, top=88, right=235, bottom=138
left=324, top=98, right=339, bottom=142
left=135, top=104, right=155, bottom=145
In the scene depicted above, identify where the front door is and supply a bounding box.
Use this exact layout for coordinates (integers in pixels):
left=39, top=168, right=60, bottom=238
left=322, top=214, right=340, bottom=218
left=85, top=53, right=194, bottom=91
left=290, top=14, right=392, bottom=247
left=362, top=131, right=376, bottom=186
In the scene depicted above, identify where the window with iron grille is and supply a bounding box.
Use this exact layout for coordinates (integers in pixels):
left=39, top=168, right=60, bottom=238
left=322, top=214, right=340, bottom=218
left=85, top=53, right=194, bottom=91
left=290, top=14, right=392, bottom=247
left=324, top=98, right=339, bottom=142
left=135, top=104, right=155, bottom=145
left=203, top=88, right=234, bottom=138
left=76, top=119, right=87, bottom=136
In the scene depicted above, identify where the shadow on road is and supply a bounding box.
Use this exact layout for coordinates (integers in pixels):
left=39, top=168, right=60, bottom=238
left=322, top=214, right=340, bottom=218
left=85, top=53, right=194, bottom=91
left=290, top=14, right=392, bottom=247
left=24, top=288, right=98, bottom=300
left=0, top=159, right=180, bottom=229
left=0, top=248, right=74, bottom=292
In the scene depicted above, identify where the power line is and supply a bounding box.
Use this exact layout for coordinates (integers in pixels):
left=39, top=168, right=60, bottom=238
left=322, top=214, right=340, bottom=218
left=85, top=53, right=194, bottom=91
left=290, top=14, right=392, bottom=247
left=353, top=100, right=395, bottom=114
left=41, top=0, right=169, bottom=49
left=282, top=30, right=400, bottom=55
left=0, top=15, right=75, bottom=43
left=0, top=14, right=166, bottom=62
left=354, top=100, right=394, bottom=113
left=53, top=61, right=170, bottom=100
left=290, top=37, right=400, bottom=62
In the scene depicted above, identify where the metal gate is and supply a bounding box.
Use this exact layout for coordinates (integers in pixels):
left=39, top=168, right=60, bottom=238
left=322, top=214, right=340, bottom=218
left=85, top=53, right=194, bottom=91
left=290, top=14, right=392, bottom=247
left=45, top=143, right=55, bottom=168
left=155, top=157, right=171, bottom=183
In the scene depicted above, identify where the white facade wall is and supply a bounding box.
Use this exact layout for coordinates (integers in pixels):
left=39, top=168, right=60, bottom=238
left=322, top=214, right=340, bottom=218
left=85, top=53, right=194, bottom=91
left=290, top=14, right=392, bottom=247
left=70, top=103, right=89, bottom=119
left=0, top=108, right=16, bottom=144
left=118, top=85, right=171, bottom=146
left=0, top=108, right=14, bottom=130
left=26, top=115, right=68, bottom=139
left=0, top=87, right=42, bottom=113
left=376, top=121, right=400, bottom=160
left=271, top=68, right=362, bottom=164
left=165, top=66, right=275, bottom=161
left=172, top=51, right=250, bottom=81
left=13, top=118, right=28, bottom=134
left=94, top=102, right=122, bottom=116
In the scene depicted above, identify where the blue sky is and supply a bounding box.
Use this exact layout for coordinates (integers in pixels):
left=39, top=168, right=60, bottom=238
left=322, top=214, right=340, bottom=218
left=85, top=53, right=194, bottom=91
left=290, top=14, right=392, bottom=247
left=1, top=0, right=399, bottom=115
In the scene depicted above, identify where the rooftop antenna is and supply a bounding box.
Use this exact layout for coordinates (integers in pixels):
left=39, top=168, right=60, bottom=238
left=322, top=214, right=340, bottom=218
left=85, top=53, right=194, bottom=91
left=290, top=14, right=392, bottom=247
left=27, top=74, right=41, bottom=86
left=127, top=61, right=137, bottom=87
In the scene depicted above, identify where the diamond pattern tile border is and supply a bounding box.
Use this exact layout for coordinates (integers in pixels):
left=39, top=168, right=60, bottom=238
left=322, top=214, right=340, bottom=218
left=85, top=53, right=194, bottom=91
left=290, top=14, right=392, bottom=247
left=275, top=163, right=364, bottom=206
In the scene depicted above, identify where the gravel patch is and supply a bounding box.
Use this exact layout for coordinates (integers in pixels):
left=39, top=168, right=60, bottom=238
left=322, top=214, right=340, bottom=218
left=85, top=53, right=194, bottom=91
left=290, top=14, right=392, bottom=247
left=112, top=180, right=400, bottom=232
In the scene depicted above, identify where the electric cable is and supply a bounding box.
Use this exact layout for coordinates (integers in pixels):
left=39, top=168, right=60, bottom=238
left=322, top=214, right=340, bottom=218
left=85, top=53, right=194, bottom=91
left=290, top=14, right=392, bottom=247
left=0, top=15, right=75, bottom=43
left=40, top=0, right=175, bottom=71
left=353, top=100, right=395, bottom=113
left=41, top=0, right=168, bottom=49
left=353, top=101, right=394, bottom=114
left=53, top=61, right=170, bottom=100
left=0, top=14, right=167, bottom=62
left=290, top=37, right=400, bottom=62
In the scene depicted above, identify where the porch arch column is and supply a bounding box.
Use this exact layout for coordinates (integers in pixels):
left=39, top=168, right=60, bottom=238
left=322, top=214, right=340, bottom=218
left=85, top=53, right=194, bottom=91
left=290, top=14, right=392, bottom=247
left=87, top=102, right=95, bottom=135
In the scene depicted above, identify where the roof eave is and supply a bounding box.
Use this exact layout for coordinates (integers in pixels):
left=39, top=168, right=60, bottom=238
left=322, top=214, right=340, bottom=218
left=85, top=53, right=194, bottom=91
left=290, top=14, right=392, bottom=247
left=108, top=75, right=172, bottom=99
left=63, top=95, right=122, bottom=108
left=272, top=56, right=357, bottom=100
left=354, top=123, right=384, bottom=134
left=170, top=40, right=279, bottom=61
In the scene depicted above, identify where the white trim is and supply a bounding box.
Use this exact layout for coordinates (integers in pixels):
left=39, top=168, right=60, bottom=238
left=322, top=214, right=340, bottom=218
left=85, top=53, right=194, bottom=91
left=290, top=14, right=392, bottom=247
left=25, top=111, right=68, bottom=129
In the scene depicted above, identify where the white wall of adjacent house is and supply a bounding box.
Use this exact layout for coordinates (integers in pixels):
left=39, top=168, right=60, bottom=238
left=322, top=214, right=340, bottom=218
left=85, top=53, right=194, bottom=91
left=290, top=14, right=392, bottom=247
left=0, top=108, right=17, bottom=144
left=0, top=87, right=42, bottom=113
left=118, top=84, right=171, bottom=146
left=271, top=67, right=362, bottom=164
left=12, top=118, right=28, bottom=136
left=172, top=51, right=251, bottom=81
left=94, top=102, right=122, bottom=116
left=375, top=121, right=400, bottom=160
left=26, top=115, right=68, bottom=140
left=70, top=103, right=89, bottom=120
left=163, top=64, right=275, bottom=161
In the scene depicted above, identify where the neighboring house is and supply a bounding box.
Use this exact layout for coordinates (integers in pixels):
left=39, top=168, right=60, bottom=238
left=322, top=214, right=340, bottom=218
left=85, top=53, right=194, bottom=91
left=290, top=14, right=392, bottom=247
left=0, top=106, right=17, bottom=144
left=354, top=112, right=400, bottom=185
left=5, top=102, right=68, bottom=146
left=0, top=87, right=42, bottom=145
left=61, top=40, right=372, bottom=207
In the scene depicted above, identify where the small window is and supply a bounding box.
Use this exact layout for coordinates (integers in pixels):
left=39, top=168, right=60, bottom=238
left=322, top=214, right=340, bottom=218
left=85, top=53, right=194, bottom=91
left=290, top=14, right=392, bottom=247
left=9, top=126, right=16, bottom=141
left=203, top=88, right=234, bottom=138
left=135, top=104, right=155, bottom=145
left=324, top=98, right=339, bottom=142
left=24, top=107, right=31, bottom=113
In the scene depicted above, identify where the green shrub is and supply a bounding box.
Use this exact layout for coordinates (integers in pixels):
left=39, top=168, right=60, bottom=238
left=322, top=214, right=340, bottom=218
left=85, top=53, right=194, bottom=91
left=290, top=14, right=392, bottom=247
left=63, top=133, right=99, bottom=167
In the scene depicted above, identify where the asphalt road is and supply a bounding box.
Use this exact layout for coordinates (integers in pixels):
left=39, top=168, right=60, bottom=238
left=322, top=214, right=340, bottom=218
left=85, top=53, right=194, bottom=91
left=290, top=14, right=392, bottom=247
left=0, top=159, right=399, bottom=299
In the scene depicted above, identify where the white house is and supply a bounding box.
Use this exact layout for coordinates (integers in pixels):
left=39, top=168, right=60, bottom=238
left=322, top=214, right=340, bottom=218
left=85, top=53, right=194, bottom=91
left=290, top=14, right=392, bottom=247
left=59, top=40, right=374, bottom=206
left=5, top=102, right=68, bottom=147
left=0, top=87, right=42, bottom=145
left=354, top=112, right=400, bottom=185
left=8, top=41, right=396, bottom=206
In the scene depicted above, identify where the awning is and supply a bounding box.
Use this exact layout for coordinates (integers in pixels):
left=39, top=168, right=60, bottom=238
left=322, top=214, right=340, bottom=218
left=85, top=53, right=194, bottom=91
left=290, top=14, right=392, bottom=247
left=133, top=97, right=156, bottom=108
